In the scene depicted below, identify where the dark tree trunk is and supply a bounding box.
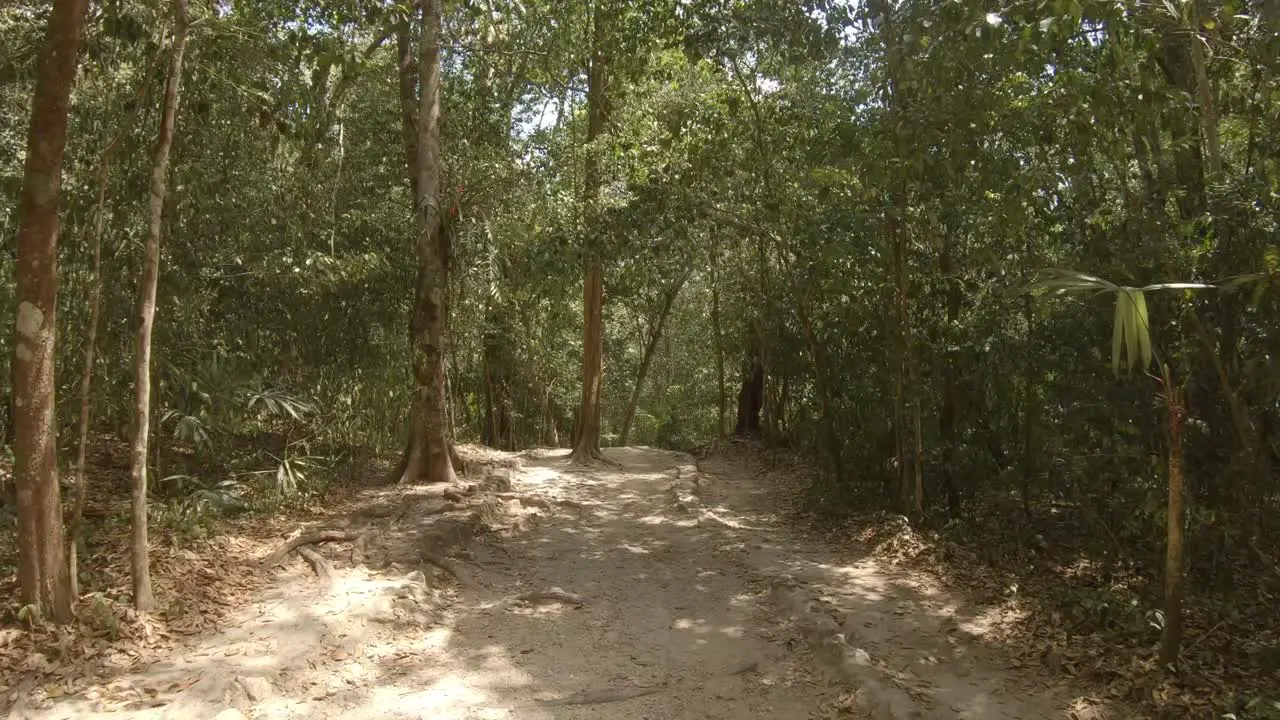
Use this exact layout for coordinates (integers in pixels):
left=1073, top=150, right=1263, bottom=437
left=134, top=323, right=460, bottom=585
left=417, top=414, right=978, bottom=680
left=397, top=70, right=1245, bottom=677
left=569, top=5, right=610, bottom=464
left=130, top=0, right=189, bottom=612
left=10, top=0, right=89, bottom=623
left=734, top=342, right=763, bottom=437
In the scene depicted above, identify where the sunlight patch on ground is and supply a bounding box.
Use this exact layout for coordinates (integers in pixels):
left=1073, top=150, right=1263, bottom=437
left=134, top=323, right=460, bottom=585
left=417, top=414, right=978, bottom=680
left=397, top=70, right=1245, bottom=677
left=957, top=602, right=1028, bottom=638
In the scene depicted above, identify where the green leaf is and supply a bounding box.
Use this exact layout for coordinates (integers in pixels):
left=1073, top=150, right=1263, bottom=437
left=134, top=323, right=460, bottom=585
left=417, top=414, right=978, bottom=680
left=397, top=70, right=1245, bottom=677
left=1134, top=290, right=1152, bottom=372
left=1112, top=291, right=1125, bottom=378
left=1122, top=290, right=1138, bottom=375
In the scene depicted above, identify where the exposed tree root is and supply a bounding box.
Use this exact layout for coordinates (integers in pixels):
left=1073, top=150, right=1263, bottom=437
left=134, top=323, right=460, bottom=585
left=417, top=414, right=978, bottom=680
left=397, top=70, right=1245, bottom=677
left=420, top=551, right=462, bottom=582
left=297, top=546, right=334, bottom=585
left=262, top=530, right=359, bottom=567
left=517, top=587, right=589, bottom=606
left=537, top=682, right=667, bottom=706
left=566, top=448, right=621, bottom=468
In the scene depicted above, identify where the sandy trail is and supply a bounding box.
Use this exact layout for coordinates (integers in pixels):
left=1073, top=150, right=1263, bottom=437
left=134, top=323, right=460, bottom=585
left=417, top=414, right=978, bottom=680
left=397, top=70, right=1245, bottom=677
left=17, top=446, right=1108, bottom=720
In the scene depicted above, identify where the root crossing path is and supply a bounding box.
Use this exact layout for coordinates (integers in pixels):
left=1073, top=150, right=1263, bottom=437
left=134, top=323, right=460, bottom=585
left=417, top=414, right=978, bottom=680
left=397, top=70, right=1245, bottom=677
left=26, top=447, right=1106, bottom=720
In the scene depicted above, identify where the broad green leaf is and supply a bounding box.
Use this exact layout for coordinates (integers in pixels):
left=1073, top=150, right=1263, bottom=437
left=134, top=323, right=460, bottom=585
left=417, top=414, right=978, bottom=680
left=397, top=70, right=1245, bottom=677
left=1112, top=290, right=1125, bottom=377
left=1134, top=290, right=1152, bottom=372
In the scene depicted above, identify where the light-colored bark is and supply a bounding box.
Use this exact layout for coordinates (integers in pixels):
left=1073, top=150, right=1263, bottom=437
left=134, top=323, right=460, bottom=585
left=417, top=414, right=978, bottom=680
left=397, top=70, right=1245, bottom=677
left=401, top=0, right=455, bottom=485
left=130, top=0, right=189, bottom=612
left=11, top=0, right=89, bottom=624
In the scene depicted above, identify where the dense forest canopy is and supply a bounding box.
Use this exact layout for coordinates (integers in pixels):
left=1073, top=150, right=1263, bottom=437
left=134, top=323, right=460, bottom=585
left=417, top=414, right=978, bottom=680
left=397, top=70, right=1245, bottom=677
left=2, top=0, right=1280, bottom=715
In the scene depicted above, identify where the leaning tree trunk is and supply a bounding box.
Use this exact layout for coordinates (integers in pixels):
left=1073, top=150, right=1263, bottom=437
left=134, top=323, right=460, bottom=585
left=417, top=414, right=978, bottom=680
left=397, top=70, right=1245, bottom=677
left=619, top=271, right=689, bottom=446
left=10, top=0, right=89, bottom=624
left=569, top=5, right=610, bottom=465
left=130, top=0, right=189, bottom=612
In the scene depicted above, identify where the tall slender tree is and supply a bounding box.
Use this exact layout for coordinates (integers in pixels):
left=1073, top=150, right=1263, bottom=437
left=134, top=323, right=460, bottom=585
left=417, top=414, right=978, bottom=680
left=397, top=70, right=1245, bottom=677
left=10, top=0, right=90, bottom=623
left=569, top=3, right=610, bottom=464
left=398, top=0, right=455, bottom=484
left=130, top=0, right=190, bottom=611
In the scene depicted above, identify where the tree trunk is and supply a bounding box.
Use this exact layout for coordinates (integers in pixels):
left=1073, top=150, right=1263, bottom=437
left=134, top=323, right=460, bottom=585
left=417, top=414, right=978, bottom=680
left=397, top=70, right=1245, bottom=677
left=130, top=0, right=188, bottom=612
left=619, top=271, right=688, bottom=446
left=569, top=5, right=610, bottom=464
left=938, top=222, right=961, bottom=518
left=735, top=342, right=764, bottom=436
left=795, top=291, right=844, bottom=481
left=876, top=0, right=921, bottom=519
left=10, top=0, right=88, bottom=623
left=1159, top=383, right=1187, bottom=666
left=71, top=128, right=118, bottom=599
left=69, top=58, right=156, bottom=599
left=400, top=0, right=455, bottom=485
left=711, top=265, right=726, bottom=438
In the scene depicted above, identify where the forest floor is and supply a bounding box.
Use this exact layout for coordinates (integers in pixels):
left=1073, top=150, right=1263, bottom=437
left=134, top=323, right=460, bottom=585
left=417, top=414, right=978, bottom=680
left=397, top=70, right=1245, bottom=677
left=3, top=444, right=1136, bottom=719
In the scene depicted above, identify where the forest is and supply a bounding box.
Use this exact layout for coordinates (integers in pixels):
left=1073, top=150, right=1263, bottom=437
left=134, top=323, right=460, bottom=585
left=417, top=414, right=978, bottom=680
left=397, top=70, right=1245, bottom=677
left=2, top=0, right=1279, bottom=717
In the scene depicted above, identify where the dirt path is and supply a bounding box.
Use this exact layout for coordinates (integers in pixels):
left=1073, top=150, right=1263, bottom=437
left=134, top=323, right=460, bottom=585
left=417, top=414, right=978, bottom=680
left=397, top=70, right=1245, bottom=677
left=16, top=446, right=1113, bottom=720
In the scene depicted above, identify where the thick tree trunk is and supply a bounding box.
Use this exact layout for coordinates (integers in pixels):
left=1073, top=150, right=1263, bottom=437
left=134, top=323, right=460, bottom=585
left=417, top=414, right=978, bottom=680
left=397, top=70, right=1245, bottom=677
left=735, top=342, right=764, bottom=436
left=400, top=0, right=455, bottom=485
left=571, top=261, right=605, bottom=461
left=10, top=0, right=88, bottom=623
left=619, top=271, right=688, bottom=446
left=569, top=6, right=610, bottom=464
left=130, top=0, right=188, bottom=612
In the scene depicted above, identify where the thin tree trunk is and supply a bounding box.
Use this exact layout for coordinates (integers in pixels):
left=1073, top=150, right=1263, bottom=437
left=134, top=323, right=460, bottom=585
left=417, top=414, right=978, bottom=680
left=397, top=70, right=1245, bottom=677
left=619, top=271, right=689, bottom=446
left=1159, top=383, right=1187, bottom=666
left=11, top=0, right=88, bottom=624
left=570, top=5, right=610, bottom=464
left=711, top=265, right=726, bottom=438
left=938, top=223, right=961, bottom=518
left=71, top=132, right=118, bottom=599
left=794, top=290, right=845, bottom=482
left=401, top=0, right=455, bottom=485
left=69, top=58, right=157, bottom=599
left=130, top=0, right=189, bottom=612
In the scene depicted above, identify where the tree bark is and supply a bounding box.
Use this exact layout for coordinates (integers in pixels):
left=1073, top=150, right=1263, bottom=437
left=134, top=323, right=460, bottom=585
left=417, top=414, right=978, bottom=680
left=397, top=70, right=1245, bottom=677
left=401, top=0, right=455, bottom=485
left=938, top=220, right=961, bottom=518
left=711, top=264, right=726, bottom=438
left=130, top=0, right=189, bottom=612
left=1159, top=384, right=1187, bottom=666
left=69, top=56, right=156, bottom=599
left=569, top=5, right=610, bottom=464
left=735, top=340, right=764, bottom=436
left=10, top=0, right=89, bottom=623
left=619, top=270, right=689, bottom=446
